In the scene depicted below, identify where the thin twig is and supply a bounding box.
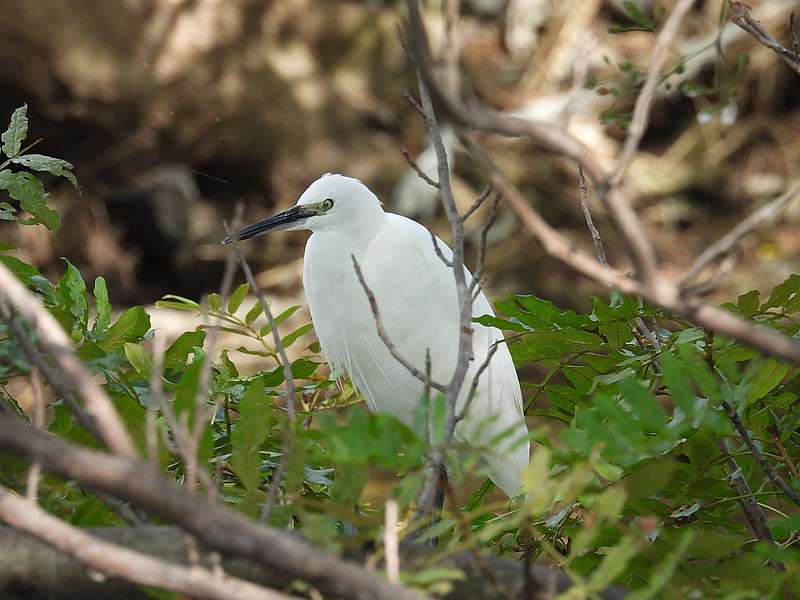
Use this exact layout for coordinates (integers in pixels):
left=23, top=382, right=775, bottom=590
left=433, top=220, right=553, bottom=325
left=462, top=185, right=493, bottom=223
left=426, top=226, right=453, bottom=267
left=578, top=166, right=607, bottom=267
left=459, top=135, right=800, bottom=366
left=384, top=499, right=400, bottom=584
left=224, top=221, right=297, bottom=523
left=352, top=255, right=445, bottom=392
left=401, top=145, right=440, bottom=189
left=730, top=1, right=800, bottom=76
left=611, top=0, right=695, bottom=185
left=682, top=181, right=800, bottom=286
left=455, top=342, right=499, bottom=423
left=705, top=332, right=777, bottom=549
left=25, top=368, right=43, bottom=503
left=722, top=398, right=800, bottom=508
left=469, top=192, right=501, bottom=295
left=186, top=208, right=243, bottom=498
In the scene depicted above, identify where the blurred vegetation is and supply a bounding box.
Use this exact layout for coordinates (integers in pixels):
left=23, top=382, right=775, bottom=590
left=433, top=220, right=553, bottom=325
left=2, top=0, right=800, bottom=597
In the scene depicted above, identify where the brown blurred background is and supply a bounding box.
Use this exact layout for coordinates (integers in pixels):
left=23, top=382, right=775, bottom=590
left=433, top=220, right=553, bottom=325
left=1, top=0, right=798, bottom=326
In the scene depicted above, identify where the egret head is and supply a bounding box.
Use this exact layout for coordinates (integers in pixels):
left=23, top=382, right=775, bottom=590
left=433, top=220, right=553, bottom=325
left=222, top=173, right=384, bottom=244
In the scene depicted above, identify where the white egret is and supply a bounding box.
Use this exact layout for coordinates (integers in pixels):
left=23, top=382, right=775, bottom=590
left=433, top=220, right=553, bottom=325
left=225, top=174, right=529, bottom=496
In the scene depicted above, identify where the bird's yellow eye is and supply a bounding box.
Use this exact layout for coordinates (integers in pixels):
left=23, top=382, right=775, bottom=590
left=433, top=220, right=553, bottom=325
left=321, top=198, right=334, bottom=211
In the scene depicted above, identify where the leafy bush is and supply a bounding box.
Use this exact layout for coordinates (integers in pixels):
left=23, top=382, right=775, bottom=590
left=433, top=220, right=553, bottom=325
left=2, top=104, right=800, bottom=599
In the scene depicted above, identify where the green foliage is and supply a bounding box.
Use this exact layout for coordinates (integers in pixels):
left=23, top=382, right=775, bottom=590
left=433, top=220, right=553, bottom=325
left=4, top=105, right=800, bottom=597
left=0, top=105, right=76, bottom=230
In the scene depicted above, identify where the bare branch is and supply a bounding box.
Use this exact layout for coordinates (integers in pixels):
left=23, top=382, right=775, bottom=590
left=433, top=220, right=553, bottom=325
left=401, top=144, right=440, bottom=189
left=722, top=398, right=800, bottom=508
left=578, top=166, right=607, bottom=267
left=351, top=255, right=446, bottom=392
left=611, top=0, right=696, bottom=185
left=403, top=3, right=659, bottom=287
left=223, top=222, right=297, bottom=523
left=682, top=181, right=800, bottom=286
left=384, top=499, right=400, bottom=584
left=462, top=185, right=493, bottom=223
left=0, top=415, right=429, bottom=600
left=730, top=1, right=800, bottom=76
left=469, top=191, right=500, bottom=294
left=461, top=136, right=800, bottom=366
left=0, top=264, right=136, bottom=457
left=25, top=368, right=43, bottom=503
left=0, top=485, right=293, bottom=600
left=455, top=342, right=499, bottom=423
left=426, top=225, right=453, bottom=267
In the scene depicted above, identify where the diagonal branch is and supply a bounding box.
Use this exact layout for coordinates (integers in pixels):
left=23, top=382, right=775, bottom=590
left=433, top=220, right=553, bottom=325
left=682, top=181, right=800, bottom=286
left=0, top=485, right=292, bottom=600
left=611, top=0, right=696, bottom=185
left=462, top=137, right=800, bottom=367
left=730, top=1, right=800, bottom=76
left=224, top=221, right=298, bottom=523
left=351, top=255, right=446, bottom=392
left=0, top=414, right=428, bottom=600
left=0, top=264, right=136, bottom=457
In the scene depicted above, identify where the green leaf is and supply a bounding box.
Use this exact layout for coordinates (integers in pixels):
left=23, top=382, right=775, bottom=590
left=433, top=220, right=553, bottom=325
left=99, top=306, right=151, bottom=351
left=762, top=274, right=800, bottom=313
left=0, top=171, right=59, bottom=230
left=281, top=323, right=313, bottom=348
left=173, top=358, right=203, bottom=419
left=511, top=329, right=604, bottom=364
left=208, top=293, right=222, bottom=312
left=156, top=294, right=202, bottom=312
left=622, top=0, right=656, bottom=31
left=244, top=301, right=263, bottom=325
left=230, top=376, right=270, bottom=512
left=745, top=359, right=792, bottom=405
left=625, top=532, right=694, bottom=600
left=736, top=290, right=760, bottom=317
left=57, top=258, right=88, bottom=329
left=0, top=201, right=16, bottom=220
left=660, top=350, right=695, bottom=414
left=259, top=305, right=301, bottom=336
left=92, top=276, right=111, bottom=333
left=0, top=255, right=42, bottom=284
left=2, top=105, right=28, bottom=158
left=0, top=241, right=15, bottom=251
left=227, top=283, right=249, bottom=314
left=586, top=533, right=639, bottom=592
left=124, top=342, right=153, bottom=379
left=10, top=154, right=78, bottom=189
left=163, top=330, right=206, bottom=372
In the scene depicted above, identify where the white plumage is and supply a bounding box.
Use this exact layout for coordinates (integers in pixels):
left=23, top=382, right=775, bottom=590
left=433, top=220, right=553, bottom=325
left=231, top=173, right=530, bottom=496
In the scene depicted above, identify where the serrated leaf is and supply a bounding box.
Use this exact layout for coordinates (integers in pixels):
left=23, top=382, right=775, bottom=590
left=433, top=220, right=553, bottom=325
left=99, top=306, right=151, bottom=351
left=2, top=105, right=28, bottom=158
left=227, top=283, right=249, bottom=314
left=0, top=171, right=59, bottom=230
left=124, top=342, right=153, bottom=378
left=10, top=154, right=78, bottom=189
left=92, top=276, right=111, bottom=333
left=762, top=274, right=800, bottom=313
left=57, top=258, right=88, bottom=329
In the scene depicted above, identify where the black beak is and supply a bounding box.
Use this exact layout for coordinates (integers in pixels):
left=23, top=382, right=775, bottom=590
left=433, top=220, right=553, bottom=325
left=222, top=205, right=313, bottom=244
